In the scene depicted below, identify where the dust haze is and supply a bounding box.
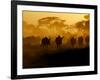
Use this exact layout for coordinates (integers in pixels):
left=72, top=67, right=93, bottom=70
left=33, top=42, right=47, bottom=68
left=23, top=11, right=90, bottom=68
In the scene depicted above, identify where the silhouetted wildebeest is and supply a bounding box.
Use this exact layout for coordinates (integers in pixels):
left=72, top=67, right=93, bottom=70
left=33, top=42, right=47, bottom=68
left=85, top=35, right=89, bottom=44
left=70, top=37, right=76, bottom=47
left=41, top=37, right=51, bottom=47
left=78, top=36, right=83, bottom=46
left=55, top=36, right=64, bottom=48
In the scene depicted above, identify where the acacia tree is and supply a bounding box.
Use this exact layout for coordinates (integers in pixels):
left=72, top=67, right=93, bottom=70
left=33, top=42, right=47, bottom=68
left=37, top=17, right=67, bottom=36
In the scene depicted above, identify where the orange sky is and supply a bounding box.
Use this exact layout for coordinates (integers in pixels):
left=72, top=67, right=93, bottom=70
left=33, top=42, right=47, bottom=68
left=23, top=11, right=88, bottom=26
left=22, top=11, right=89, bottom=38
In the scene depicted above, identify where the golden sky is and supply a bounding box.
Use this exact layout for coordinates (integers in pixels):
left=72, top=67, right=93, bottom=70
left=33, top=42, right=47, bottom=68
left=22, top=11, right=89, bottom=38
left=23, top=11, right=87, bottom=26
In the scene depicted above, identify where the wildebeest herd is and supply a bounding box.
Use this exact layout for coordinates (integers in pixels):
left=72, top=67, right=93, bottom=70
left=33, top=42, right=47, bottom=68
left=41, top=35, right=89, bottom=48
left=23, top=36, right=89, bottom=68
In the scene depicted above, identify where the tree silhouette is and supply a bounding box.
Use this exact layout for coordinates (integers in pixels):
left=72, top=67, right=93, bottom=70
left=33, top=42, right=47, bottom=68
left=37, top=17, right=66, bottom=28
left=84, top=14, right=89, bottom=20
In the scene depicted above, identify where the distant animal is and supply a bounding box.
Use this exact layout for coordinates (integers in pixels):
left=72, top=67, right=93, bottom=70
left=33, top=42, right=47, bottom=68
left=78, top=36, right=83, bottom=45
left=85, top=35, right=89, bottom=44
left=41, top=37, right=51, bottom=47
left=70, top=37, right=76, bottom=47
left=55, top=36, right=64, bottom=48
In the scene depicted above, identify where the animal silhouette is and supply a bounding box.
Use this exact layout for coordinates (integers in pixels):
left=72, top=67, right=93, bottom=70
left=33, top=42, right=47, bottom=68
left=70, top=37, right=76, bottom=47
left=78, top=36, right=83, bottom=46
left=55, top=36, right=64, bottom=48
left=41, top=37, right=51, bottom=47
left=85, top=35, right=89, bottom=44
